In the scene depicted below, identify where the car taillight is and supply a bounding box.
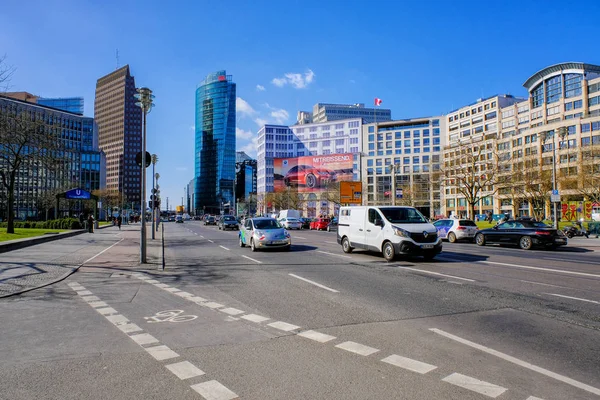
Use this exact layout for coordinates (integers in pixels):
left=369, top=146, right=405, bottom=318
left=535, top=230, right=552, bottom=235
left=457, top=226, right=466, bottom=230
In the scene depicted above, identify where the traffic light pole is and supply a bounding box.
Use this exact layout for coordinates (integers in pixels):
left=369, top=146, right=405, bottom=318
left=151, top=161, right=156, bottom=240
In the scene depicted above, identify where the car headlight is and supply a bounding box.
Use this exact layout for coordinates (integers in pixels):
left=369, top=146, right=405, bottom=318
left=392, top=225, right=411, bottom=238
left=255, top=230, right=264, bottom=237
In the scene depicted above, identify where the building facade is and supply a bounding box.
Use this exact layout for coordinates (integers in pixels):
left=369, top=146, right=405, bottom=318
left=194, top=70, right=236, bottom=214
left=94, top=65, right=142, bottom=210
left=297, top=103, right=392, bottom=124
left=38, top=97, right=84, bottom=115
left=235, top=153, right=257, bottom=216
left=0, top=95, right=105, bottom=220
left=361, top=117, right=446, bottom=217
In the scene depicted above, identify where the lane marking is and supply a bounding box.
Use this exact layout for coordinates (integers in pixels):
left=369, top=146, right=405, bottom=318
left=219, top=245, right=231, bottom=251
left=155, top=283, right=170, bottom=288
left=88, top=301, right=108, bottom=308
left=400, top=267, right=475, bottom=282
left=543, top=257, right=599, bottom=265
left=146, top=279, right=160, bottom=284
left=294, top=236, right=306, bottom=239
left=208, top=240, right=214, bottom=243
left=317, top=250, right=352, bottom=259
left=76, top=290, right=93, bottom=296
left=544, top=293, right=600, bottom=305
left=81, top=295, right=100, bottom=302
left=96, top=307, right=118, bottom=316
left=268, top=321, right=301, bottom=332
left=430, top=328, right=600, bottom=396
left=190, top=296, right=208, bottom=303
left=288, top=273, right=339, bottom=293
left=130, top=333, right=160, bottom=346
left=117, top=323, right=143, bottom=334
left=381, top=354, right=437, bottom=374
left=67, top=282, right=80, bottom=288
left=70, top=285, right=85, bottom=291
left=194, top=233, right=198, bottom=235
left=526, top=397, right=546, bottom=400
left=200, top=235, right=204, bottom=238
left=190, top=380, right=238, bottom=400
left=335, top=341, right=379, bottom=356
left=164, top=287, right=181, bottom=293
left=298, top=330, right=336, bottom=343
left=145, top=345, right=180, bottom=361
left=203, top=302, right=224, bottom=309
left=442, top=372, right=507, bottom=398
left=479, top=261, right=600, bottom=279
left=519, top=280, right=562, bottom=288
left=241, top=314, right=270, bottom=323
left=165, top=360, right=205, bottom=380
left=105, top=314, right=129, bottom=325
left=83, top=238, right=125, bottom=264
left=325, top=241, right=337, bottom=244
left=174, top=291, right=194, bottom=298
left=241, top=255, right=262, bottom=264
left=220, top=307, right=244, bottom=316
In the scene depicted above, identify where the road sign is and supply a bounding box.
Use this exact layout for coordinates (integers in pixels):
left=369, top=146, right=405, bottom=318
left=340, top=181, right=362, bottom=204
left=552, top=190, right=559, bottom=195
left=136, top=151, right=151, bottom=168
left=396, top=189, right=403, bottom=199
left=551, top=194, right=561, bottom=203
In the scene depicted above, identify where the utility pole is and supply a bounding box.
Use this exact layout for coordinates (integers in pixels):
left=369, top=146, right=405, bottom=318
left=166, top=197, right=169, bottom=213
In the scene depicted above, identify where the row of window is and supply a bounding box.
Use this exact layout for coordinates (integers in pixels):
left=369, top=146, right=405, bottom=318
left=367, top=146, right=441, bottom=157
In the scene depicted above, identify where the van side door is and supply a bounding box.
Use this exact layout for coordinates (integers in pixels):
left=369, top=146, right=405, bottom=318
left=366, top=208, right=386, bottom=252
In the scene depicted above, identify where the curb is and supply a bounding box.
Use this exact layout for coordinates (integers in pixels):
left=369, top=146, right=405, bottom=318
left=0, top=265, right=80, bottom=299
left=0, top=229, right=86, bottom=254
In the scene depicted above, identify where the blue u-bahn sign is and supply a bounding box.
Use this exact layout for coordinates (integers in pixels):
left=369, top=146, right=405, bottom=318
left=65, top=188, right=92, bottom=200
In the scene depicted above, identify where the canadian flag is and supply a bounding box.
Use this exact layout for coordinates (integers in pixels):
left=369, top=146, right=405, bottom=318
left=374, top=98, right=382, bottom=106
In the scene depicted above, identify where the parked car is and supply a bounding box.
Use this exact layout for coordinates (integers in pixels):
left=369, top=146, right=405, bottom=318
left=204, top=216, right=216, bottom=225
left=239, top=217, right=291, bottom=251
left=326, top=217, right=338, bottom=232
left=175, top=215, right=184, bottom=223
left=218, top=215, right=239, bottom=230
left=299, top=218, right=312, bottom=229
left=310, top=218, right=330, bottom=231
left=337, top=206, right=441, bottom=261
left=280, top=217, right=303, bottom=230
left=474, top=220, right=567, bottom=250
left=193, top=215, right=202, bottom=221
left=168, top=215, right=176, bottom=222
left=283, top=165, right=336, bottom=189
left=433, top=219, right=478, bottom=242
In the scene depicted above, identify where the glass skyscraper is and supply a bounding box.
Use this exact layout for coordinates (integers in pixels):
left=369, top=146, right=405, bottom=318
left=195, top=71, right=236, bottom=214
left=38, top=97, right=84, bottom=115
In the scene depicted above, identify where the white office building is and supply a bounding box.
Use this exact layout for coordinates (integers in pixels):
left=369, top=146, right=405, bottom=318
left=297, top=103, right=392, bottom=124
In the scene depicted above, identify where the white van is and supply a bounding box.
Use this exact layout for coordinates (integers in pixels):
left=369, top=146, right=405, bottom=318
left=336, top=206, right=441, bottom=261
left=278, top=209, right=301, bottom=221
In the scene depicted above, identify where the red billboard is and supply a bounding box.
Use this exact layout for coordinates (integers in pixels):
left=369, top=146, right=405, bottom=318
left=273, top=153, right=354, bottom=193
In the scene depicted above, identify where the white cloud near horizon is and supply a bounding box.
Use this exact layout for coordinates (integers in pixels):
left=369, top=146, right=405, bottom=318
left=236, top=127, right=254, bottom=140
left=270, top=109, right=289, bottom=124
left=239, top=136, right=259, bottom=158
left=236, top=97, right=256, bottom=117
left=271, top=69, right=315, bottom=89
left=256, top=84, right=266, bottom=91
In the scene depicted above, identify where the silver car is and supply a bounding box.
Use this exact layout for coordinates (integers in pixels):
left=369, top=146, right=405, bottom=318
left=280, top=217, right=302, bottom=230
left=433, top=219, right=478, bottom=243
left=239, top=217, right=291, bottom=251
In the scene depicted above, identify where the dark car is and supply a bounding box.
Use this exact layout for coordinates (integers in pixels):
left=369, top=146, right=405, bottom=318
left=299, top=218, right=312, bottom=229
left=204, top=216, right=216, bottom=226
left=193, top=215, right=202, bottom=220
left=326, top=217, right=338, bottom=232
left=474, top=220, right=567, bottom=250
left=218, top=215, right=239, bottom=230
left=283, top=164, right=336, bottom=189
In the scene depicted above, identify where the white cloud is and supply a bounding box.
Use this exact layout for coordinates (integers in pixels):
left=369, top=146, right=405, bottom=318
left=349, top=79, right=356, bottom=84
left=256, top=84, right=266, bottom=92
left=271, top=69, right=316, bottom=89
left=254, top=117, right=268, bottom=127
left=236, top=97, right=256, bottom=117
left=189, top=125, right=195, bottom=131
left=239, top=136, right=259, bottom=158
left=236, top=127, right=254, bottom=140
left=270, top=109, right=289, bottom=124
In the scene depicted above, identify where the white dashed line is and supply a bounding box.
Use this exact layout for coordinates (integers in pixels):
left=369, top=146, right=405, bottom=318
left=289, top=273, right=339, bottom=293
left=294, top=236, right=306, bottom=239
left=194, top=233, right=198, bottom=235
left=200, top=235, right=204, bottom=238
left=105, top=314, right=129, bottom=325
left=70, top=286, right=85, bottom=291
left=220, top=307, right=244, bottom=316
left=155, top=283, right=170, bottom=288
left=190, top=380, right=238, bottom=400
left=175, top=291, right=195, bottom=298
left=381, top=354, right=437, bottom=374
left=164, top=287, right=181, bottom=293
left=544, top=293, right=600, bottom=305
left=130, top=333, right=160, bottom=346
left=219, top=245, right=230, bottom=251
left=240, top=314, right=270, bottom=323
left=335, top=341, right=379, bottom=356
left=117, top=323, right=143, bottom=334
left=165, top=360, right=205, bottom=380
left=400, top=267, right=475, bottom=282
left=203, top=302, right=224, bottom=309
left=298, top=330, right=336, bottom=343
left=146, top=279, right=160, bottom=284
left=325, top=241, right=337, bottom=244
left=83, top=238, right=125, bottom=264
left=430, top=328, right=600, bottom=396
left=190, top=296, right=208, bottom=303
left=526, top=397, right=546, bottom=400
left=96, top=307, right=118, bottom=315
left=208, top=240, right=214, bottom=243
left=67, top=282, right=80, bottom=287
left=268, top=321, right=301, bottom=332
left=442, top=373, right=507, bottom=398
left=519, top=280, right=561, bottom=288
left=145, top=345, right=180, bottom=361
left=81, top=295, right=100, bottom=302
left=241, top=255, right=262, bottom=264
left=479, top=260, right=600, bottom=279
left=87, top=301, right=108, bottom=308
left=316, top=250, right=352, bottom=259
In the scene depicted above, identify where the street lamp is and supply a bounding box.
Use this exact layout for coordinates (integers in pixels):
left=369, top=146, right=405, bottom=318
left=539, top=130, right=558, bottom=229
left=151, top=154, right=158, bottom=239
left=134, top=87, right=155, bottom=263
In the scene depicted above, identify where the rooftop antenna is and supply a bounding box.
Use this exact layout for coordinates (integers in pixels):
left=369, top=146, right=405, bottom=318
left=116, top=49, right=120, bottom=69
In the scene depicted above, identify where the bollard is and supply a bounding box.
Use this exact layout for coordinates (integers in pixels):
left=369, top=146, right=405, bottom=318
left=161, top=223, right=165, bottom=271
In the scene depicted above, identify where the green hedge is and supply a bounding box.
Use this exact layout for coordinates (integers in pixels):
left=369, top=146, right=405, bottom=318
left=0, top=218, right=82, bottom=230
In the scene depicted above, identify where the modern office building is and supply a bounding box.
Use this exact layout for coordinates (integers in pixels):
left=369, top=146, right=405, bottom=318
left=361, top=117, right=446, bottom=217
left=185, top=177, right=195, bottom=216
left=0, top=95, right=105, bottom=220
left=442, top=62, right=600, bottom=220
left=94, top=65, right=142, bottom=210
left=296, top=103, right=392, bottom=124
left=2, top=92, right=84, bottom=115
left=194, top=70, right=236, bottom=214
left=235, top=152, right=257, bottom=216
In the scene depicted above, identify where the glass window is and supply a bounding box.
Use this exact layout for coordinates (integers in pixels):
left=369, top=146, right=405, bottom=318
left=404, top=140, right=411, bottom=147
left=368, top=126, right=374, bottom=133
left=532, top=83, right=544, bottom=108
left=404, top=131, right=410, bottom=138
left=546, top=75, right=562, bottom=103
left=565, top=73, right=583, bottom=98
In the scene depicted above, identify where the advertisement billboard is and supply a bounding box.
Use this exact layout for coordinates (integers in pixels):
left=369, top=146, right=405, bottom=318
left=339, top=181, right=362, bottom=205
left=273, top=153, right=354, bottom=193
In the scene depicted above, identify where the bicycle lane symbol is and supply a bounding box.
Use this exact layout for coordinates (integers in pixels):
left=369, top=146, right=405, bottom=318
left=144, top=310, right=198, bottom=323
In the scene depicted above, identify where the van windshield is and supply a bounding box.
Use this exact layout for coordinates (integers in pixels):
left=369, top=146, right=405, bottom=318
left=380, top=208, right=428, bottom=224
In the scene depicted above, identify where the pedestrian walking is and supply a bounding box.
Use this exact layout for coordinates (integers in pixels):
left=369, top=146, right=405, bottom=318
left=87, top=214, right=95, bottom=233
left=117, top=217, right=121, bottom=230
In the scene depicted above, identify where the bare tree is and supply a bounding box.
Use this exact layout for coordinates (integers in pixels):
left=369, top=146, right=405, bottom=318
left=0, top=55, right=15, bottom=91
left=577, top=143, right=600, bottom=203
left=440, top=137, right=500, bottom=219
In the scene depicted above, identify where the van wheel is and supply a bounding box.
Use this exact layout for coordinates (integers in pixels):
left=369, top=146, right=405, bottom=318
left=250, top=239, right=257, bottom=252
left=448, top=232, right=457, bottom=243
left=383, top=242, right=396, bottom=262
left=342, top=237, right=353, bottom=253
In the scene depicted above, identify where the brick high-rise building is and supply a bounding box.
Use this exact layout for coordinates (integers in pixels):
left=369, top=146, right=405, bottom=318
left=94, top=65, right=142, bottom=209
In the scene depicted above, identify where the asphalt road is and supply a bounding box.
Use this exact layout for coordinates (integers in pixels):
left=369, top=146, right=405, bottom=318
left=1, top=221, right=599, bottom=400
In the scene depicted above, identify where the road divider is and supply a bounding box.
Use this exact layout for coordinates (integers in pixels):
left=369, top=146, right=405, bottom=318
left=288, top=273, right=339, bottom=293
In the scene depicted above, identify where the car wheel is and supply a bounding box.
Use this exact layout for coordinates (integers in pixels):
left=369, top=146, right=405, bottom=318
left=305, top=173, right=317, bottom=188
left=475, top=233, right=486, bottom=246
left=566, top=231, right=573, bottom=238
left=423, top=251, right=436, bottom=260
left=239, top=236, right=245, bottom=247
left=250, top=239, right=257, bottom=252
left=342, top=237, right=353, bottom=253
left=383, top=241, right=396, bottom=262
left=519, top=235, right=533, bottom=250
left=448, top=232, right=457, bottom=243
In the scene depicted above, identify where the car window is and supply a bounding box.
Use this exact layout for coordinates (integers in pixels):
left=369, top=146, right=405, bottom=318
left=513, top=222, right=524, bottom=228
left=223, top=216, right=235, bottom=221
left=458, top=220, right=477, bottom=226
left=288, top=166, right=297, bottom=173
left=368, top=208, right=380, bottom=223
left=380, top=208, right=428, bottom=224
left=254, top=219, right=282, bottom=229
left=245, top=220, right=252, bottom=229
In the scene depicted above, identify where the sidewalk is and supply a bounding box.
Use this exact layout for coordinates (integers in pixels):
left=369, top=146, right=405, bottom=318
left=0, top=223, right=162, bottom=298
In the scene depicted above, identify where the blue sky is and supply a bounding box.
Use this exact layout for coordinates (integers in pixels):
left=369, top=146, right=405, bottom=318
left=1, top=0, right=598, bottom=209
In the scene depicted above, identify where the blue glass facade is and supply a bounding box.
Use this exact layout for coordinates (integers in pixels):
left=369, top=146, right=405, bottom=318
left=195, top=71, right=236, bottom=214
left=38, top=97, right=84, bottom=115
